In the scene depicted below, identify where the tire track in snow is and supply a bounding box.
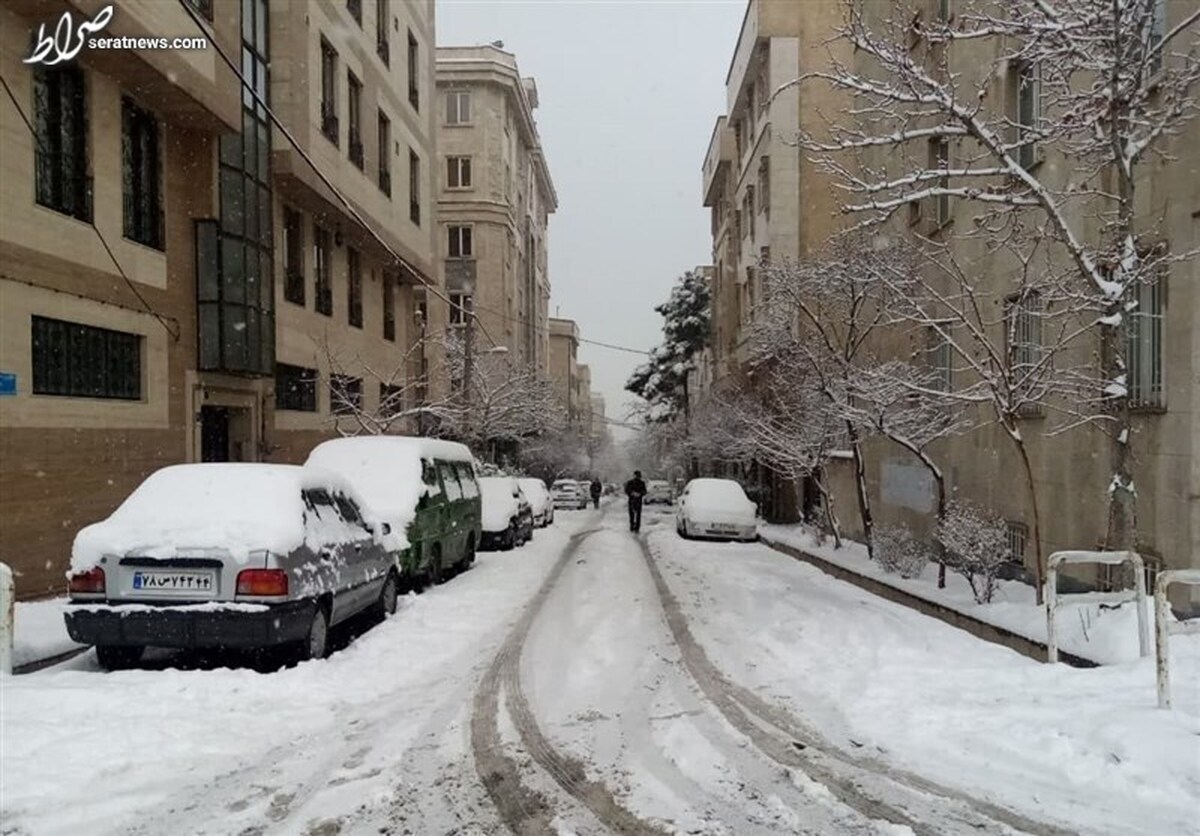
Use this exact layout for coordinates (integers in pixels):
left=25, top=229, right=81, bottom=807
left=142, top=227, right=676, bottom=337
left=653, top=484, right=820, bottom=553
left=638, top=533, right=1077, bottom=836
left=471, top=525, right=673, bottom=836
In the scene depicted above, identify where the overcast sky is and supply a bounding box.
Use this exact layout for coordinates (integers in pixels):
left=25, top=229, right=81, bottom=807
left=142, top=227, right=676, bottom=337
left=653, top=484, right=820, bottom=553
left=437, top=0, right=746, bottom=435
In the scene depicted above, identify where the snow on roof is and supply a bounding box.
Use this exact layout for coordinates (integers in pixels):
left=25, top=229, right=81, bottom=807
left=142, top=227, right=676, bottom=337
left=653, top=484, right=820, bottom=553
left=478, top=477, right=520, bottom=532
left=71, top=464, right=361, bottom=572
left=684, top=478, right=754, bottom=512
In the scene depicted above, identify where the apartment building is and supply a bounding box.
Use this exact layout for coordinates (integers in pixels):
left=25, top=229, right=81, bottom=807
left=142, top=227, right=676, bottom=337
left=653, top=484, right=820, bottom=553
left=575, top=363, right=592, bottom=435
left=548, top=316, right=579, bottom=421
left=0, top=0, right=242, bottom=595
left=701, top=0, right=847, bottom=381
left=436, top=44, right=557, bottom=372
left=267, top=0, right=440, bottom=460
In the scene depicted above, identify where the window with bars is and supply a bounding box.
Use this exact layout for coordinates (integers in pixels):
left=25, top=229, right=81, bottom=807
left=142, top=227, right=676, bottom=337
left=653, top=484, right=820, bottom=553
left=758, top=156, right=770, bottom=216
left=1016, top=61, right=1041, bottom=170
left=283, top=206, right=305, bottom=305
left=447, top=156, right=472, bottom=189
left=33, top=65, right=91, bottom=223
left=320, top=39, right=338, bottom=144
left=31, top=316, right=141, bottom=400
left=1006, top=291, right=1044, bottom=416
left=448, top=225, right=473, bottom=259
left=122, top=98, right=163, bottom=249
left=330, top=374, right=362, bottom=416
left=409, top=148, right=421, bottom=225
left=1127, top=275, right=1165, bottom=409
left=407, top=30, right=419, bottom=110
left=347, top=248, right=363, bottom=328
left=1005, top=521, right=1028, bottom=565
left=928, top=326, right=953, bottom=393
left=445, top=90, right=471, bottom=125
left=276, top=363, right=317, bottom=411
left=314, top=225, right=333, bottom=316
left=382, top=273, right=396, bottom=341
left=379, top=382, right=405, bottom=417
left=347, top=72, right=363, bottom=169
left=377, top=110, right=391, bottom=196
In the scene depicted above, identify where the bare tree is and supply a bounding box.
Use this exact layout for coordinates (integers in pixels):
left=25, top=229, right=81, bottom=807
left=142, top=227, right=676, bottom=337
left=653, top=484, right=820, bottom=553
left=782, top=0, right=1199, bottom=581
left=319, top=336, right=439, bottom=437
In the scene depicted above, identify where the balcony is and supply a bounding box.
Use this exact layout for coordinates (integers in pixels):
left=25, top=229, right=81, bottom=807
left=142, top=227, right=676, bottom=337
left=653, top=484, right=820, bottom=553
left=320, top=102, right=339, bottom=145
left=702, top=116, right=734, bottom=207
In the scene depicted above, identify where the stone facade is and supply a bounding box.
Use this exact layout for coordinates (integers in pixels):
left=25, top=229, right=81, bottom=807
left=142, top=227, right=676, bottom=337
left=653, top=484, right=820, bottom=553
left=548, top=316, right=579, bottom=422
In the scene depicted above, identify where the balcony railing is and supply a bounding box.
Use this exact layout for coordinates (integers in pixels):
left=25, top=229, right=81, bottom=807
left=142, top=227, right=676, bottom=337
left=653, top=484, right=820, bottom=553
left=320, top=101, right=339, bottom=145
left=348, top=129, right=364, bottom=169
left=378, top=167, right=391, bottom=197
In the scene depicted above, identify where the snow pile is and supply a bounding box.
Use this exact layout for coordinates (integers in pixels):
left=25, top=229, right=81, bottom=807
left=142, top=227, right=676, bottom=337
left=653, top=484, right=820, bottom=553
left=12, top=598, right=84, bottom=668
left=479, top=477, right=520, bottom=532
left=71, top=464, right=363, bottom=572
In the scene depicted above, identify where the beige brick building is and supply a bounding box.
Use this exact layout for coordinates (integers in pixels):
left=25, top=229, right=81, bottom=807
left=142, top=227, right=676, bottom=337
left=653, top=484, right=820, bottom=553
left=548, top=316, right=579, bottom=421
left=0, top=0, right=440, bottom=597
left=435, top=45, right=556, bottom=371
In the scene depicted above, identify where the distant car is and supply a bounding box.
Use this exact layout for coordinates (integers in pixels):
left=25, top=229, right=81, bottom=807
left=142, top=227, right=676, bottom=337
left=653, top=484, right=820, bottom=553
left=64, top=464, right=399, bottom=670
left=479, top=477, right=535, bottom=550
left=551, top=479, right=589, bottom=510
left=518, top=478, right=555, bottom=527
left=645, top=480, right=673, bottom=505
left=676, top=478, right=758, bottom=542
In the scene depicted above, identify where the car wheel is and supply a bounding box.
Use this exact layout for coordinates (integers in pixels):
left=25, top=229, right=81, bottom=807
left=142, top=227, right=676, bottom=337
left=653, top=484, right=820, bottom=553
left=503, top=523, right=517, bottom=550
left=299, top=603, right=330, bottom=662
left=375, top=570, right=399, bottom=617
left=427, top=545, right=445, bottom=585
left=96, top=644, right=143, bottom=671
left=677, top=520, right=690, bottom=540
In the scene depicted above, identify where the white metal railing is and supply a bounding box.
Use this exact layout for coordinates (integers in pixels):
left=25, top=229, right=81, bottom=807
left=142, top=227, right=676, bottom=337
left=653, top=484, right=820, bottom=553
left=1155, top=569, right=1200, bottom=710
left=0, top=562, right=13, bottom=675
left=1045, top=550, right=1150, bottom=664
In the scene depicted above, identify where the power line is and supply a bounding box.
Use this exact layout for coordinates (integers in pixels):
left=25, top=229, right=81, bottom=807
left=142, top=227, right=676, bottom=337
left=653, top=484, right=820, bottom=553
left=0, top=73, right=181, bottom=342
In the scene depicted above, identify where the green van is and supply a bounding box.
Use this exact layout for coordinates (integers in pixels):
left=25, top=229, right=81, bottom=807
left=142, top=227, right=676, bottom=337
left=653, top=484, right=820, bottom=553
left=306, top=437, right=482, bottom=586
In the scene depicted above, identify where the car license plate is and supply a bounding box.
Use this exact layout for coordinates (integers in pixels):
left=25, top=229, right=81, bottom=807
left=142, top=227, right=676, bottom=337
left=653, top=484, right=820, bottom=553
left=711, top=524, right=738, bottom=533
left=131, top=570, right=215, bottom=596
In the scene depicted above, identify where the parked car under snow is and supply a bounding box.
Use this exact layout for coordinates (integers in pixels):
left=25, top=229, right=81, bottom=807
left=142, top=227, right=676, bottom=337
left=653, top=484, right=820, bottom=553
left=518, top=478, right=555, bottom=527
left=479, top=477, right=535, bottom=550
left=551, top=479, right=588, bottom=509
left=675, top=478, right=759, bottom=542
left=64, top=464, right=399, bottom=670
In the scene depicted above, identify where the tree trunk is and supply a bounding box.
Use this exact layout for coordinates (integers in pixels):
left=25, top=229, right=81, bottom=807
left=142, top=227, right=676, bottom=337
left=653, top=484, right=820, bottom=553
left=1014, top=433, right=1046, bottom=605
left=846, top=422, right=874, bottom=559
left=887, top=436, right=949, bottom=588
left=813, top=471, right=843, bottom=549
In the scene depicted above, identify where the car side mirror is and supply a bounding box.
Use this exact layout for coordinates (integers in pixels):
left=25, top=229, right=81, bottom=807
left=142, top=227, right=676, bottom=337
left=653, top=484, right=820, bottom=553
left=378, top=522, right=391, bottom=536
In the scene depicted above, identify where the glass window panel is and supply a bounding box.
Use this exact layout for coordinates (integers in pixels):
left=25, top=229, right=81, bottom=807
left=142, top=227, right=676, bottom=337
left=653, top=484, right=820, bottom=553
left=255, top=0, right=267, bottom=54
left=244, top=182, right=258, bottom=240
left=223, top=304, right=248, bottom=371
left=242, top=47, right=254, bottom=110
left=257, top=119, right=270, bottom=182
left=199, top=303, right=220, bottom=369
left=258, top=185, right=272, bottom=246
left=196, top=219, right=220, bottom=302
left=260, top=250, right=274, bottom=311
left=242, top=109, right=256, bottom=173
left=220, top=168, right=244, bottom=233
left=246, top=307, right=260, bottom=372
left=261, top=311, right=275, bottom=371
left=221, top=238, right=246, bottom=304
left=220, top=133, right=241, bottom=169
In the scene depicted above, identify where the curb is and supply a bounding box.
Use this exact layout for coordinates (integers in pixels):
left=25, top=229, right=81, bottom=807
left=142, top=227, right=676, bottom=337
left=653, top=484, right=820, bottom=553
left=12, top=645, right=89, bottom=675
left=760, top=535, right=1100, bottom=670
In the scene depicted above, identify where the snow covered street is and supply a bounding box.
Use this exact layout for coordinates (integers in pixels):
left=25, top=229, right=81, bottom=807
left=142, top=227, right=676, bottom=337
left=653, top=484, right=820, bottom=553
left=2, top=503, right=1196, bottom=835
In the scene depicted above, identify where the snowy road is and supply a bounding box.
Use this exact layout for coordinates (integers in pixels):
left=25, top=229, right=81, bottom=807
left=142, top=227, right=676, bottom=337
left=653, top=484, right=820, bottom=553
left=2, top=503, right=1195, bottom=835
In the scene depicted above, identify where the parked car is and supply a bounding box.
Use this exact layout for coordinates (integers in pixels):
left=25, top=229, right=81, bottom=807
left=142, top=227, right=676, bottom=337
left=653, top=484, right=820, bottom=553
left=676, top=478, right=759, bottom=541
left=645, top=480, right=674, bottom=505
left=64, top=463, right=398, bottom=670
left=518, top=478, right=555, bottom=527
left=551, top=479, right=589, bottom=510
left=479, top=477, right=535, bottom=549
left=306, top=436, right=481, bottom=587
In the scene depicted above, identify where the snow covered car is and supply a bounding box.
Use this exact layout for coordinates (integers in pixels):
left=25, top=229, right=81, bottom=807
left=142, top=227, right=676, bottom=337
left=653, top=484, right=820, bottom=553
left=479, top=477, right=535, bottom=550
left=64, top=464, right=399, bottom=670
left=675, top=478, right=759, bottom=541
left=306, top=437, right=481, bottom=585
left=518, top=478, right=555, bottom=527
left=645, top=480, right=673, bottom=505
left=551, top=479, right=589, bottom=509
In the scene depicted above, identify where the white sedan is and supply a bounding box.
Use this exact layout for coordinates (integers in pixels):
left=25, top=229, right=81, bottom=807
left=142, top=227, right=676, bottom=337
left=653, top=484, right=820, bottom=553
left=518, top=477, right=555, bottom=527
left=675, top=478, right=758, bottom=542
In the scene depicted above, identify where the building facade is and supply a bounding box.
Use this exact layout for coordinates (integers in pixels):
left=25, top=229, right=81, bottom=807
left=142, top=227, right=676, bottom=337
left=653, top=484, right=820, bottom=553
left=435, top=45, right=556, bottom=371
left=548, top=316, right=579, bottom=421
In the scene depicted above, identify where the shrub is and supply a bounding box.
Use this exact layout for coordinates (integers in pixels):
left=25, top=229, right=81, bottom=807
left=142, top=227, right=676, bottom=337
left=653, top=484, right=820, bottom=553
left=875, top=525, right=931, bottom=579
left=935, top=501, right=1009, bottom=604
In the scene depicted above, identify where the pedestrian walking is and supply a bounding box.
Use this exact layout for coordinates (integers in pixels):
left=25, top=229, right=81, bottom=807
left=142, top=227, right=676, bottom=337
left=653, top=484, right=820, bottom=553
left=625, top=470, right=647, bottom=532
left=590, top=477, right=603, bottom=509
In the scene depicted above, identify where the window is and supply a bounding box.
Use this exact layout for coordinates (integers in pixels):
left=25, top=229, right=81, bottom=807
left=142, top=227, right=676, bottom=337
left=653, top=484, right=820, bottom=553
left=1005, top=521, right=1027, bottom=564
left=376, top=0, right=390, bottom=65
left=283, top=207, right=305, bottom=305
left=928, top=326, right=953, bottom=392
left=31, top=316, right=140, bottom=400
left=320, top=39, right=338, bottom=144
left=449, top=292, right=472, bottom=326
left=347, top=248, right=363, bottom=328
left=314, top=225, right=333, bottom=316
left=743, top=187, right=755, bottom=239
left=33, top=65, right=91, bottom=222
left=409, top=148, right=421, bottom=225
left=448, top=226, right=473, bottom=258
left=333, top=492, right=364, bottom=526
left=347, top=0, right=361, bottom=25
left=347, top=72, right=363, bottom=169
left=276, top=363, right=317, bottom=411
left=330, top=374, right=362, bottom=415
left=1016, top=62, right=1041, bottom=169
left=440, top=463, right=463, bottom=501
left=1148, top=0, right=1166, bottom=75
left=931, top=137, right=950, bottom=227
left=456, top=463, right=479, bottom=498
left=421, top=459, right=443, bottom=495
left=1006, top=291, right=1044, bottom=416
left=446, top=90, right=471, bottom=125
left=377, top=110, right=391, bottom=196
left=447, top=156, right=472, bottom=189
left=382, top=272, right=396, bottom=341
left=937, top=0, right=951, bottom=22
left=1127, top=274, right=1164, bottom=408
left=122, top=98, right=163, bottom=249
left=379, top=382, right=404, bottom=417
left=758, top=156, right=770, bottom=216
left=407, top=30, right=419, bottom=110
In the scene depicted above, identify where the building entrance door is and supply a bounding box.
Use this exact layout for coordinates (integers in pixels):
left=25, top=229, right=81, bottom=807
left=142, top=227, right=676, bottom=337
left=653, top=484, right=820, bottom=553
left=200, top=406, right=231, bottom=462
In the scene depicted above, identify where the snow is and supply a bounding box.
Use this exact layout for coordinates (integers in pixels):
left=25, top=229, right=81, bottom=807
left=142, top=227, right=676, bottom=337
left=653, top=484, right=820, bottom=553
left=680, top=478, right=756, bottom=523
left=478, top=476, right=520, bottom=532
left=12, top=597, right=84, bottom=668
left=760, top=524, right=1168, bottom=665
left=71, top=464, right=366, bottom=573
left=517, top=478, right=550, bottom=517
left=649, top=525, right=1200, bottom=836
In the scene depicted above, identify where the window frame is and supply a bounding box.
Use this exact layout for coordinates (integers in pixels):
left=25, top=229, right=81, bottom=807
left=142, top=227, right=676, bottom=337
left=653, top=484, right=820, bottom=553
left=319, top=38, right=339, bottom=145
left=347, top=247, right=363, bottom=328
left=1016, top=61, right=1042, bottom=170
left=31, top=315, right=142, bottom=401
left=283, top=205, right=305, bottom=306
left=448, top=225, right=474, bottom=259
left=447, top=155, right=473, bottom=190
left=1127, top=270, right=1166, bottom=410
left=347, top=70, right=363, bottom=169
left=314, top=224, right=333, bottom=316
left=275, top=362, right=318, bottom=412
left=409, top=148, right=421, bottom=225
left=330, top=373, right=363, bottom=416
left=121, top=96, right=164, bottom=250
left=1005, top=290, right=1045, bottom=417
left=445, top=90, right=472, bottom=125
left=33, top=65, right=92, bottom=223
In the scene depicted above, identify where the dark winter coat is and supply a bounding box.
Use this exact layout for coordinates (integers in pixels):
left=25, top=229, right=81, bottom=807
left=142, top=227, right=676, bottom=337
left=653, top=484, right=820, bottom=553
left=590, top=480, right=603, bottom=498
left=624, top=477, right=646, bottom=501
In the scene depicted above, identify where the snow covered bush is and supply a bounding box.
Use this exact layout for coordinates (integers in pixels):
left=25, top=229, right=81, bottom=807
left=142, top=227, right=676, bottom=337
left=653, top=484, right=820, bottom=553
left=936, top=502, right=1010, bottom=604
left=875, top=525, right=930, bottom=579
